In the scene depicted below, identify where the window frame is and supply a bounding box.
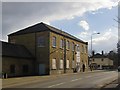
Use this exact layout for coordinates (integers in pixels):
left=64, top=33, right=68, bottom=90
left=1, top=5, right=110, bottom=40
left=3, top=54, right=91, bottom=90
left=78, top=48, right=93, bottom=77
left=10, top=65, right=15, bottom=74
left=37, top=36, right=45, bottom=47
left=22, top=64, right=29, bottom=73
left=60, top=39, right=64, bottom=49
left=59, top=59, right=64, bottom=69
left=52, top=59, right=57, bottom=70
left=52, top=36, right=56, bottom=47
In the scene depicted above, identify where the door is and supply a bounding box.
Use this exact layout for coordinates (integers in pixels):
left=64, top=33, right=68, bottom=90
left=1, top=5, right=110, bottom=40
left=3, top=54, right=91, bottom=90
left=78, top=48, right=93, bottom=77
left=39, top=64, right=45, bottom=75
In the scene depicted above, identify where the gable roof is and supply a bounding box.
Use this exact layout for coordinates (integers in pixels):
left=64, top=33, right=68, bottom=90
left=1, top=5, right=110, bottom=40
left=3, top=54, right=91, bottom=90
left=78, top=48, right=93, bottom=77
left=91, top=53, right=107, bottom=58
left=8, top=22, right=87, bottom=44
left=1, top=41, right=34, bottom=59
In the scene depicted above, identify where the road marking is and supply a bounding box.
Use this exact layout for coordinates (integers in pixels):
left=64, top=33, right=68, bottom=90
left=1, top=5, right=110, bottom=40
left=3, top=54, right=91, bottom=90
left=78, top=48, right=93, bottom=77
left=48, top=82, right=65, bottom=88
left=86, top=76, right=92, bottom=78
left=71, top=78, right=82, bottom=82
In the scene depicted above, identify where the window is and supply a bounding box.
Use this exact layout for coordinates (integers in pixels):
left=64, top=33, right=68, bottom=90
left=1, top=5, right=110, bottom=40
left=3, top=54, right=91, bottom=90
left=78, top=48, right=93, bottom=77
left=66, top=60, right=69, bottom=69
left=72, top=42, right=75, bottom=51
left=85, top=46, right=87, bottom=53
left=66, top=41, right=70, bottom=49
left=52, top=36, right=56, bottom=47
left=82, top=45, right=84, bottom=53
left=101, top=59, right=104, bottom=61
left=10, top=65, right=15, bottom=74
left=93, top=59, right=94, bottom=61
left=60, top=59, right=63, bottom=69
left=72, top=61, right=75, bottom=68
left=76, top=44, right=80, bottom=52
left=60, top=39, right=64, bottom=49
left=10, top=39, right=16, bottom=44
left=98, top=65, right=100, bottom=67
left=52, top=59, right=56, bottom=69
left=22, top=65, right=29, bottom=73
left=38, top=36, right=45, bottom=47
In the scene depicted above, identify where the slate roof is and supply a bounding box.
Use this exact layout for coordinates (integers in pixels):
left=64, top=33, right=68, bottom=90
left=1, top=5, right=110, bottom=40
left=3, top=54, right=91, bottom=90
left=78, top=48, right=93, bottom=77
left=8, top=22, right=87, bottom=44
left=1, top=41, right=34, bottom=59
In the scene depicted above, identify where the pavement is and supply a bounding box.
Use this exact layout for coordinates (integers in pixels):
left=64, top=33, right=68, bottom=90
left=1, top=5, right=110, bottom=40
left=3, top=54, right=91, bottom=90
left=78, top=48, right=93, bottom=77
left=2, top=70, right=118, bottom=88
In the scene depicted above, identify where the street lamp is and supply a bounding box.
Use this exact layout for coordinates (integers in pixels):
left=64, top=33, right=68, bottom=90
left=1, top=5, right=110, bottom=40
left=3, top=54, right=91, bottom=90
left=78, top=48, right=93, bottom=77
left=90, top=32, right=100, bottom=68
left=91, top=32, right=100, bottom=56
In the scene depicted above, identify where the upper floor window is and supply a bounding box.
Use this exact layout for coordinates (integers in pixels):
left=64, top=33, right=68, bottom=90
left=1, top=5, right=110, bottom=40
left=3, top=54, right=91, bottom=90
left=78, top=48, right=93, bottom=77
left=85, top=46, right=87, bottom=53
left=52, top=36, right=56, bottom=47
left=67, top=40, right=70, bottom=50
left=72, top=42, right=75, bottom=51
left=60, top=39, right=64, bottom=49
left=82, top=45, right=84, bottom=53
left=10, top=39, right=16, bottom=44
left=38, top=36, right=45, bottom=47
left=101, top=59, right=104, bottom=61
left=76, top=44, right=80, bottom=52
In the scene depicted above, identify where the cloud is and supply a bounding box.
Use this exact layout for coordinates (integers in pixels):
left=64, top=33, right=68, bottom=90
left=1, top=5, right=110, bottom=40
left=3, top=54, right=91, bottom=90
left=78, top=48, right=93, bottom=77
left=79, top=20, right=89, bottom=31
left=2, top=1, right=118, bottom=41
left=89, top=28, right=118, bottom=52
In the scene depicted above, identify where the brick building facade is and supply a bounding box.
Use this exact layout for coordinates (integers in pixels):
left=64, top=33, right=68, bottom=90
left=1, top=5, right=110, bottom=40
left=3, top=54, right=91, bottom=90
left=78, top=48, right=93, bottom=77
left=2, top=22, right=88, bottom=77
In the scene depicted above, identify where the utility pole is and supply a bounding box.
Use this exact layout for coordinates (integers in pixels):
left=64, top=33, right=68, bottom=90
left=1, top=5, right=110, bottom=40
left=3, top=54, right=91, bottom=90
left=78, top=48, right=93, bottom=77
left=64, top=38, right=66, bottom=73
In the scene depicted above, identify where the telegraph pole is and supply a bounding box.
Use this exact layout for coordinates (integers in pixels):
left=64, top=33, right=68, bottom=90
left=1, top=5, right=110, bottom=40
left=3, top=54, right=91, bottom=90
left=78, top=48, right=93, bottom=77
left=64, top=38, right=66, bottom=73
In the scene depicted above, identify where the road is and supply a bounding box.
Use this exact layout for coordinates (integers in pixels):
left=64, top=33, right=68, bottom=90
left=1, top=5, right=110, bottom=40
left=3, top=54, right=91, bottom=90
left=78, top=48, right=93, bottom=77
left=3, top=70, right=118, bottom=88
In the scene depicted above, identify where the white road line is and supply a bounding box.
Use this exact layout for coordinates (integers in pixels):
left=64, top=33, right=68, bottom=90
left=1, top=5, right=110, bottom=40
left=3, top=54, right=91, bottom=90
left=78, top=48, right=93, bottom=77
left=86, top=76, right=92, bottom=78
left=71, top=78, right=82, bottom=82
left=48, top=82, right=65, bottom=88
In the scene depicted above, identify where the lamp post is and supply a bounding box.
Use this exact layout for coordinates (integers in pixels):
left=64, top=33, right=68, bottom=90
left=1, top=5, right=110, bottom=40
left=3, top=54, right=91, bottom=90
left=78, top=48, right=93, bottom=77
left=90, top=32, right=100, bottom=68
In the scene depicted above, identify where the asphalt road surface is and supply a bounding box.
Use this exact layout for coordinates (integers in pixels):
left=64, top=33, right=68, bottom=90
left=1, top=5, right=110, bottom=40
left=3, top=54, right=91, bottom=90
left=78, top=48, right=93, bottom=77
left=3, top=70, right=118, bottom=88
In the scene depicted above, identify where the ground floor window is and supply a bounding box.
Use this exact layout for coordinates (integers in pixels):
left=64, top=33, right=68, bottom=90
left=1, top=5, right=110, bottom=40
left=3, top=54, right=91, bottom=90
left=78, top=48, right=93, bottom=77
left=52, top=59, right=57, bottom=69
left=72, top=61, right=74, bottom=68
left=60, top=59, right=63, bottom=69
left=10, top=65, right=15, bottom=74
left=22, top=65, right=29, bottom=73
left=66, top=60, right=69, bottom=69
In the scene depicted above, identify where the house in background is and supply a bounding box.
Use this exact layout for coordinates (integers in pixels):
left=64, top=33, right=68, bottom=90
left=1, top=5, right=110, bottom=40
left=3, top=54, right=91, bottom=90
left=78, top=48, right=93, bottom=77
left=2, top=22, right=88, bottom=77
left=89, top=51, right=113, bottom=70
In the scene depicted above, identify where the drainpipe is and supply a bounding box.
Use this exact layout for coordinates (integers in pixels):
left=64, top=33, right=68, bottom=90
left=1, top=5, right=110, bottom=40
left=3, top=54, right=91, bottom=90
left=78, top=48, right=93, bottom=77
left=64, top=38, right=66, bottom=73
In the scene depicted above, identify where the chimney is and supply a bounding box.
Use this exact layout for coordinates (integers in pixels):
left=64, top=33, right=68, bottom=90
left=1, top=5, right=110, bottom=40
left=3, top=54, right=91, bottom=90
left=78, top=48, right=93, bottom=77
left=102, top=51, right=104, bottom=55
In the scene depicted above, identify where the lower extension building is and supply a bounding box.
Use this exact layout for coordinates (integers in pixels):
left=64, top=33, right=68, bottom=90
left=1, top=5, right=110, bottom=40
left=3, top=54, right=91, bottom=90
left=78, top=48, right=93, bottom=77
left=2, top=22, right=88, bottom=77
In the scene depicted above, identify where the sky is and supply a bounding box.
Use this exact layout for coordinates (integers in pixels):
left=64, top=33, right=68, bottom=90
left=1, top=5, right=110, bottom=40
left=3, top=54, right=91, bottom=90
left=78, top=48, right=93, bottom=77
left=1, top=0, right=119, bottom=54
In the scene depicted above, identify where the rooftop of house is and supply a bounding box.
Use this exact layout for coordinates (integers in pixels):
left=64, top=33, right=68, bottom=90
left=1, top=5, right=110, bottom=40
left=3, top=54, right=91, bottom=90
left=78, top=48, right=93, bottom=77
left=1, top=41, right=34, bottom=59
left=8, top=22, right=87, bottom=44
left=91, top=53, right=107, bottom=58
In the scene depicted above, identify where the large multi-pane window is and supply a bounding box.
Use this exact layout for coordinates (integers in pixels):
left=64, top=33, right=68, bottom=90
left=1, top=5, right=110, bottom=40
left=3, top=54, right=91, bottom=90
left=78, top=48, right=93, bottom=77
left=10, top=65, right=15, bottom=74
left=52, top=36, right=56, bottom=47
left=67, top=40, right=70, bottom=50
left=38, top=36, right=45, bottom=47
left=72, top=42, right=75, bottom=51
left=52, top=59, right=57, bottom=69
left=60, top=59, right=63, bottom=69
left=76, top=44, right=80, bottom=52
left=60, top=39, right=64, bottom=49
